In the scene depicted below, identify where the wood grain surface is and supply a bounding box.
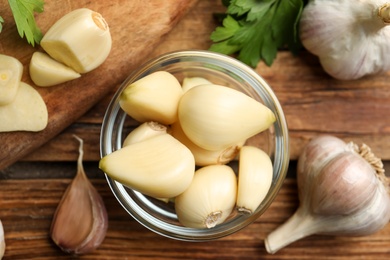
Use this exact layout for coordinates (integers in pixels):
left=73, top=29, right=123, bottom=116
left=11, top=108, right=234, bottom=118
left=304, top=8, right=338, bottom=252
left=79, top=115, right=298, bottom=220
left=1, top=0, right=390, bottom=259
left=0, top=0, right=198, bottom=170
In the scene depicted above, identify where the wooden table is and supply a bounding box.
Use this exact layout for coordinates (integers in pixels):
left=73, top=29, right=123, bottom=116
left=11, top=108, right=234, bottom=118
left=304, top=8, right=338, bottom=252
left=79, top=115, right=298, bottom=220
left=1, top=1, right=390, bottom=259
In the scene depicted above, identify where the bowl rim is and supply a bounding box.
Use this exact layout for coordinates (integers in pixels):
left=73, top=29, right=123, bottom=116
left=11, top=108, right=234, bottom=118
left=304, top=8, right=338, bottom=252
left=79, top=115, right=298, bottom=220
left=100, top=49, right=290, bottom=241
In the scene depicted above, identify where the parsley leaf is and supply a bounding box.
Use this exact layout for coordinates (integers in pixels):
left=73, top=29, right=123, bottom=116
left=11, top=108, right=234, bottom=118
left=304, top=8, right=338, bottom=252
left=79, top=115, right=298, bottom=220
left=7, top=0, right=45, bottom=46
left=210, top=0, right=306, bottom=67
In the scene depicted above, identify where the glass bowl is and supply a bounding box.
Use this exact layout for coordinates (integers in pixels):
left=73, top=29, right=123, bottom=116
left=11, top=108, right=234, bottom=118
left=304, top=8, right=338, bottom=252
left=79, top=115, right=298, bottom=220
left=100, top=50, right=289, bottom=241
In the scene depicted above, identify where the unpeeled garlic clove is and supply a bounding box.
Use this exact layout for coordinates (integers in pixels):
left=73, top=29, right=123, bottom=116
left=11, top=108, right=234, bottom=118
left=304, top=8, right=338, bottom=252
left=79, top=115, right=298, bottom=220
left=0, top=54, right=23, bottom=105
left=119, top=71, right=183, bottom=125
left=178, top=84, right=275, bottom=151
left=0, top=220, right=5, bottom=259
left=99, top=133, right=195, bottom=198
left=236, top=146, right=273, bottom=214
left=123, top=121, right=168, bottom=146
left=50, top=135, right=108, bottom=255
left=29, top=52, right=81, bottom=87
left=41, top=8, right=112, bottom=73
left=175, top=165, right=237, bottom=228
left=170, top=121, right=243, bottom=166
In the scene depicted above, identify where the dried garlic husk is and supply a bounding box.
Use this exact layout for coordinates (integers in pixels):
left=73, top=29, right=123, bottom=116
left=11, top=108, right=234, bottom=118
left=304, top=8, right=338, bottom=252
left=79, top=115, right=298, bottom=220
left=265, top=135, right=390, bottom=254
left=50, top=135, right=108, bottom=254
left=0, top=220, right=5, bottom=259
left=175, top=165, right=237, bottom=228
left=178, top=84, right=275, bottom=151
left=170, top=121, right=244, bottom=166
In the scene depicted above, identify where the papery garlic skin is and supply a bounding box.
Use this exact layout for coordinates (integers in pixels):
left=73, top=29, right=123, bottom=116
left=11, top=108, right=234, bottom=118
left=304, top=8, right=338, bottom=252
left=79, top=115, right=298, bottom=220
left=175, top=165, right=237, bottom=228
left=41, top=8, right=112, bottom=73
left=170, top=121, right=243, bottom=166
left=99, top=133, right=195, bottom=198
left=236, top=146, right=273, bottom=214
left=0, top=220, right=5, bottom=259
left=123, top=121, right=168, bottom=146
left=120, top=71, right=183, bottom=125
left=178, top=84, right=275, bottom=151
left=300, top=0, right=390, bottom=80
left=265, top=135, right=390, bottom=254
left=51, top=136, right=108, bottom=255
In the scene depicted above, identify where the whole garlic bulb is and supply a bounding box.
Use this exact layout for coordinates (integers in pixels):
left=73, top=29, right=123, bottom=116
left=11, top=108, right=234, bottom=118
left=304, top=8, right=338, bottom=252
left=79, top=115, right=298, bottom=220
left=265, top=135, right=390, bottom=254
left=300, top=0, right=390, bottom=80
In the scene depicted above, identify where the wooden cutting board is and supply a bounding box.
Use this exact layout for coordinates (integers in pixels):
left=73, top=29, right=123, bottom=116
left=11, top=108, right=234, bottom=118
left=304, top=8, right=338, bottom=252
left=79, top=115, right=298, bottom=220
left=0, top=0, right=198, bottom=170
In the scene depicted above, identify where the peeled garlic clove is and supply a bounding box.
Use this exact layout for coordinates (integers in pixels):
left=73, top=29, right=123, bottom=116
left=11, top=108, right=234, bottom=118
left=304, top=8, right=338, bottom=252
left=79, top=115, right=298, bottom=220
left=236, top=146, right=273, bottom=214
left=0, top=82, right=48, bottom=132
left=41, top=8, right=112, bottom=73
left=181, top=77, right=212, bottom=92
left=175, top=165, right=237, bottom=228
left=99, top=133, right=195, bottom=198
left=119, top=71, right=183, bottom=125
left=0, top=54, right=23, bottom=105
left=0, top=220, right=5, bottom=258
left=178, top=84, right=275, bottom=151
left=170, top=121, right=243, bottom=166
left=123, top=121, right=168, bottom=146
left=29, top=52, right=81, bottom=87
left=51, top=135, right=108, bottom=254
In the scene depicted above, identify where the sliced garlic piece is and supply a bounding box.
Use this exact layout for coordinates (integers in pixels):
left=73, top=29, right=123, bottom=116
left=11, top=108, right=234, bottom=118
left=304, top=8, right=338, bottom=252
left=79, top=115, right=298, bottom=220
left=29, top=52, right=81, bottom=87
left=123, top=121, right=168, bottom=146
left=41, top=8, right=112, bottom=73
left=0, top=54, right=23, bottom=105
left=99, top=133, right=195, bottom=198
left=175, top=165, right=237, bottom=229
left=119, top=71, right=183, bottom=125
left=236, top=146, right=273, bottom=214
left=0, top=82, right=48, bottom=132
left=182, top=77, right=212, bottom=92
left=171, top=121, right=243, bottom=166
left=178, top=84, right=275, bottom=151
left=0, top=220, right=5, bottom=259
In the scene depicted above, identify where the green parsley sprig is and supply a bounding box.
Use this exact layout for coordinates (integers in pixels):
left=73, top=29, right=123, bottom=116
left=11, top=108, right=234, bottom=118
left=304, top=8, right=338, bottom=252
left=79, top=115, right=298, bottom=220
left=1, top=0, right=45, bottom=46
left=210, top=0, right=307, bottom=67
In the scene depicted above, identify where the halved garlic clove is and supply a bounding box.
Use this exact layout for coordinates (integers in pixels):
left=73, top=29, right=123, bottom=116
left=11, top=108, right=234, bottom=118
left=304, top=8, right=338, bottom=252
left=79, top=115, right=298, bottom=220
left=119, top=71, right=183, bottom=125
left=123, top=121, right=168, bottom=146
left=181, top=76, right=212, bottom=92
left=170, top=121, right=243, bottom=166
left=175, top=164, right=237, bottom=228
left=0, top=54, right=23, bottom=105
left=41, top=8, right=112, bottom=73
left=178, top=84, right=275, bottom=151
left=0, top=82, right=48, bottom=132
left=99, top=133, right=195, bottom=198
left=29, top=52, right=81, bottom=87
left=236, top=146, right=273, bottom=214
left=50, top=136, right=108, bottom=255
left=0, top=220, right=5, bottom=259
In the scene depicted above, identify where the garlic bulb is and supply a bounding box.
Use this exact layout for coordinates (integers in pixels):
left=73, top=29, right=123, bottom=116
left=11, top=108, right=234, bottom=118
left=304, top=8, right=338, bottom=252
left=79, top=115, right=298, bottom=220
left=99, top=133, right=195, bottom=198
left=175, top=165, right=237, bottom=228
left=300, top=0, right=390, bottom=80
left=236, top=146, right=273, bottom=214
left=170, top=121, right=243, bottom=166
left=0, top=220, right=5, bottom=259
left=120, top=71, right=183, bottom=125
left=178, top=84, right=275, bottom=151
left=51, top=135, right=108, bottom=254
left=123, top=121, right=168, bottom=146
left=265, top=135, right=390, bottom=254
